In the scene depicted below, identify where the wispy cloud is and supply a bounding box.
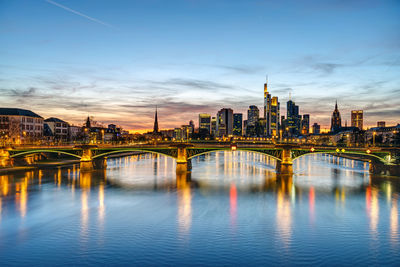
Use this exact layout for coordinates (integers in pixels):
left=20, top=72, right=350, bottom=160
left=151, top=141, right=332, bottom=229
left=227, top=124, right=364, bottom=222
left=45, top=0, right=115, bottom=29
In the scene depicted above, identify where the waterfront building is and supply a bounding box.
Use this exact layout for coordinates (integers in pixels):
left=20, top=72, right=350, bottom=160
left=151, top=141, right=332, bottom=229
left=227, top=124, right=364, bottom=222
left=351, top=110, right=363, bottom=130
left=301, top=114, right=310, bottom=135
left=216, top=108, right=233, bottom=137
left=312, top=123, right=320, bottom=134
left=330, top=101, right=342, bottom=133
left=44, top=117, right=69, bottom=141
left=0, top=108, right=43, bottom=144
left=233, top=113, right=243, bottom=136
left=174, top=127, right=183, bottom=140
left=199, top=113, right=211, bottom=133
left=377, top=121, right=386, bottom=127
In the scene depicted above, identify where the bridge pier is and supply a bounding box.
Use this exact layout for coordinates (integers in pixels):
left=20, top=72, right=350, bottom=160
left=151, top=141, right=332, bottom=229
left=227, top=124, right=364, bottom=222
left=276, top=145, right=294, bottom=175
left=369, top=161, right=400, bottom=176
left=0, top=147, right=13, bottom=168
left=174, top=144, right=193, bottom=174
left=76, top=145, right=98, bottom=172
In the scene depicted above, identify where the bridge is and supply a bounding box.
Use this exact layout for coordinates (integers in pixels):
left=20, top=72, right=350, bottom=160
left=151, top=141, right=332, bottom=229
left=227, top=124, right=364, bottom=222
left=1, top=143, right=399, bottom=175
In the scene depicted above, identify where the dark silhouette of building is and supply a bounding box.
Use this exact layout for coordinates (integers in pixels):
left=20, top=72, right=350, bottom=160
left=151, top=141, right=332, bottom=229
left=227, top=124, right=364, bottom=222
left=330, top=101, right=342, bottom=133
left=153, top=107, right=159, bottom=133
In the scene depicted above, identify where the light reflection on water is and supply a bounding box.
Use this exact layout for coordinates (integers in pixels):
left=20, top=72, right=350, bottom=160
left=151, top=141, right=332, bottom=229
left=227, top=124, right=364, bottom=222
left=0, top=151, right=399, bottom=266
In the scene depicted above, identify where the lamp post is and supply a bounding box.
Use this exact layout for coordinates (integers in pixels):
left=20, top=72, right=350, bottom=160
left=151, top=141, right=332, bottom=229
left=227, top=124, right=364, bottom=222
left=373, top=131, right=376, bottom=147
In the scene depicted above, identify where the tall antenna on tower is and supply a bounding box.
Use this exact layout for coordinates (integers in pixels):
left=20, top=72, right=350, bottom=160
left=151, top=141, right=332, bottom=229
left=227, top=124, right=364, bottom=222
left=266, top=74, right=268, bottom=84
left=289, top=91, right=292, bottom=101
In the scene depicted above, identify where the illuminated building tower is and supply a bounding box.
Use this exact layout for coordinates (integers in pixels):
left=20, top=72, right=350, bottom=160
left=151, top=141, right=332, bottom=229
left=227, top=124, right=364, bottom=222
left=216, top=108, right=233, bottom=137
left=153, top=107, right=159, bottom=133
left=351, top=110, right=363, bottom=130
left=264, top=77, right=272, bottom=136
left=330, top=101, right=342, bottom=133
left=233, top=113, right=243, bottom=136
left=270, top=96, right=280, bottom=137
left=247, top=105, right=259, bottom=127
left=199, top=113, right=211, bottom=133
left=301, top=114, right=310, bottom=135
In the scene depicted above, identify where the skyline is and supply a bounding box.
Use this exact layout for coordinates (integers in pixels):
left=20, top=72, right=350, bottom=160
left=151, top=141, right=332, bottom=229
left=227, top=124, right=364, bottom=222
left=1, top=0, right=399, bottom=131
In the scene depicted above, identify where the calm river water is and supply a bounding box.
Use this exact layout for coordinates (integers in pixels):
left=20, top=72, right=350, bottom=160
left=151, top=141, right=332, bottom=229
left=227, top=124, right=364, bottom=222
left=0, top=151, right=399, bottom=266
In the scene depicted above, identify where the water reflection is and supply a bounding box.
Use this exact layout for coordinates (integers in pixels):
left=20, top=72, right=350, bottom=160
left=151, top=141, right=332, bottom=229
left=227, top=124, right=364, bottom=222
left=276, top=176, right=292, bottom=248
left=177, top=172, right=192, bottom=238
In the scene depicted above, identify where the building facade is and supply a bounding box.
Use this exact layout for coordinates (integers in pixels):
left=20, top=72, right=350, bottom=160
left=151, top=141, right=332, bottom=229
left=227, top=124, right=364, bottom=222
left=233, top=113, right=243, bottom=136
left=351, top=110, right=363, bottom=130
left=44, top=117, right=69, bottom=141
left=199, top=113, right=211, bottom=133
left=216, top=108, right=233, bottom=137
left=0, top=108, right=43, bottom=144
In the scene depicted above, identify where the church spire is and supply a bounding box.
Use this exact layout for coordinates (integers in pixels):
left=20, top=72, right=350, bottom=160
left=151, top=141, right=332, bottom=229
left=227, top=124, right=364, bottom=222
left=153, top=107, right=159, bottom=133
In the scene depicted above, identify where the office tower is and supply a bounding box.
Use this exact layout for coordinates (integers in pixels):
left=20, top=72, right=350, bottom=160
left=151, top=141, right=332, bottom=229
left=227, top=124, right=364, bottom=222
left=330, top=101, right=342, bottom=133
left=233, top=113, right=243, bottom=136
left=189, top=120, right=195, bottom=135
left=351, top=110, right=363, bottom=130
left=312, top=123, right=320, bottom=134
left=270, top=96, right=280, bottom=137
left=287, top=100, right=300, bottom=136
left=377, top=121, right=386, bottom=127
left=264, top=78, right=271, bottom=136
left=199, top=113, right=211, bottom=133
left=301, top=114, right=310, bottom=135
left=216, top=108, right=233, bottom=137
left=243, top=120, right=248, bottom=136
left=211, top=117, right=217, bottom=136
left=247, top=105, right=259, bottom=127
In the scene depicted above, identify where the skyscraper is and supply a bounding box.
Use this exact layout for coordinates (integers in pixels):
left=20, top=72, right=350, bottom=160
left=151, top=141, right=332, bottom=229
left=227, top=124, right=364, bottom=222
left=233, top=113, right=243, bottom=136
left=301, top=114, right=310, bottom=135
left=199, top=113, right=211, bottom=133
left=247, top=105, right=259, bottom=127
left=211, top=117, right=217, bottom=136
left=330, top=101, right=342, bottom=133
left=216, top=108, right=233, bottom=137
left=270, top=96, right=280, bottom=137
left=264, top=77, right=272, bottom=136
left=351, top=110, right=363, bottom=130
left=287, top=100, right=300, bottom=136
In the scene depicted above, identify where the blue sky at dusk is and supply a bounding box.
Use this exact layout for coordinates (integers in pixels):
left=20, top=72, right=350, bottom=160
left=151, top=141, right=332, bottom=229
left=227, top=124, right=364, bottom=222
left=0, top=0, right=399, bottom=131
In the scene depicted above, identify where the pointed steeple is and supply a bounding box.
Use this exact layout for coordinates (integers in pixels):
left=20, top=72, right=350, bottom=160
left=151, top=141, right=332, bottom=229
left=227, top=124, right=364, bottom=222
left=153, top=107, right=159, bottom=133
left=335, top=100, right=338, bottom=110
left=85, top=116, right=91, bottom=128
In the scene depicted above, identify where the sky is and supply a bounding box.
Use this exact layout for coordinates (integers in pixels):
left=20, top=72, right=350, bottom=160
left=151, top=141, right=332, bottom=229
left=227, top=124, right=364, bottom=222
left=0, top=0, right=399, bottom=132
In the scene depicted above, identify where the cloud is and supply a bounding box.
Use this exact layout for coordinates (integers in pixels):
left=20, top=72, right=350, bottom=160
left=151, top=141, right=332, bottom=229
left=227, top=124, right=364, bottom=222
left=311, top=63, right=343, bottom=75
left=46, top=0, right=115, bottom=29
